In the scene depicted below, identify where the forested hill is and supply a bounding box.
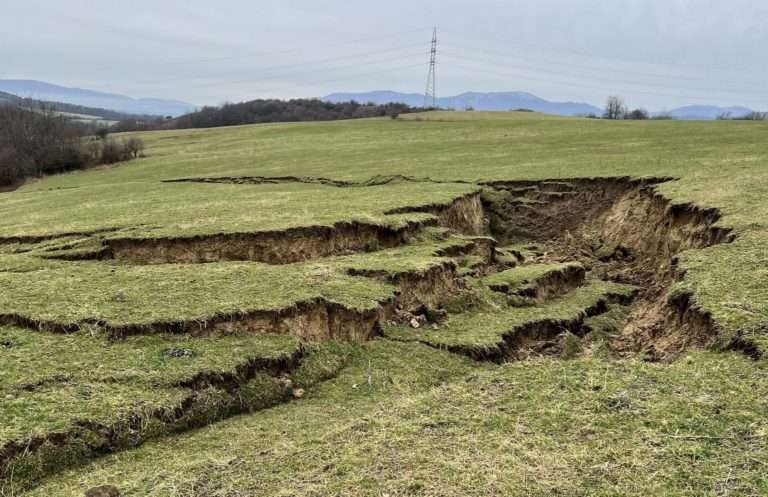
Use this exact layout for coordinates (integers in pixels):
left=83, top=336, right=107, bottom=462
left=115, top=99, right=426, bottom=131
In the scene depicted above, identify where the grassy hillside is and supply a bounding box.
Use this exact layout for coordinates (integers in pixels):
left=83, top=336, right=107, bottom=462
left=11, top=112, right=768, bottom=342
left=2, top=111, right=768, bottom=496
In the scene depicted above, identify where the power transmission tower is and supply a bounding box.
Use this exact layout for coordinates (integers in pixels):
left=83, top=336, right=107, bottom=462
left=424, top=27, right=437, bottom=108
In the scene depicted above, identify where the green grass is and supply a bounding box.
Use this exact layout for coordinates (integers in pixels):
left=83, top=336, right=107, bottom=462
left=0, top=181, right=476, bottom=240
left=1, top=111, right=766, bottom=340
left=0, top=259, right=396, bottom=327
left=386, top=279, right=636, bottom=352
left=481, top=262, right=582, bottom=292
left=23, top=341, right=768, bottom=497
left=0, top=229, right=476, bottom=328
left=0, top=327, right=300, bottom=444
left=0, top=329, right=359, bottom=492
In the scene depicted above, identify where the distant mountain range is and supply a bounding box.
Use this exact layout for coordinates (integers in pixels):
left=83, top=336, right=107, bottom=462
left=662, top=105, right=754, bottom=120
left=0, top=80, right=196, bottom=117
left=0, top=80, right=757, bottom=120
left=324, top=90, right=757, bottom=120
left=324, top=91, right=602, bottom=116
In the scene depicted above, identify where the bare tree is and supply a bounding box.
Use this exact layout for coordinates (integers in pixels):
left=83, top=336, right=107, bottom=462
left=0, top=105, right=144, bottom=186
left=124, top=137, right=145, bottom=158
left=603, top=96, right=627, bottom=120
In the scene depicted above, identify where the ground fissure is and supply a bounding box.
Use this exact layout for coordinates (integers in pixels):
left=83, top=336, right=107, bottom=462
left=479, top=176, right=737, bottom=360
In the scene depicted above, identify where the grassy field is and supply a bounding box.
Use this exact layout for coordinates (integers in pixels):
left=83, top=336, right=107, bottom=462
left=26, top=342, right=768, bottom=497
left=3, top=111, right=768, bottom=495
left=8, top=112, right=768, bottom=338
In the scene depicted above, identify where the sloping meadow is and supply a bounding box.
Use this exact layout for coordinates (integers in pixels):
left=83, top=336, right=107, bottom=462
left=2, top=111, right=768, bottom=494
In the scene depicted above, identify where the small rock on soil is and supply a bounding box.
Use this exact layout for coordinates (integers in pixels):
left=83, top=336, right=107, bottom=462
left=164, top=347, right=195, bottom=358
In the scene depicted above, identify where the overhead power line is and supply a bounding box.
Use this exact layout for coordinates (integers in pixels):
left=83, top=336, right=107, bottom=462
left=439, top=45, right=768, bottom=99
left=438, top=54, right=768, bottom=107
left=127, top=41, right=432, bottom=89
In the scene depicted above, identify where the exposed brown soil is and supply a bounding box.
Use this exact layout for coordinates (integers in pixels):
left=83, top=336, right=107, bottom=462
left=105, top=220, right=426, bottom=265
left=488, top=264, right=586, bottom=303
left=68, top=193, right=486, bottom=265
left=481, top=177, right=736, bottom=360
left=0, top=297, right=392, bottom=341
left=0, top=227, right=121, bottom=246
left=349, top=262, right=463, bottom=312
left=385, top=192, right=487, bottom=236
left=0, top=263, right=469, bottom=342
left=400, top=290, right=635, bottom=364
left=109, top=297, right=390, bottom=341
left=163, top=173, right=474, bottom=189
left=164, top=175, right=355, bottom=187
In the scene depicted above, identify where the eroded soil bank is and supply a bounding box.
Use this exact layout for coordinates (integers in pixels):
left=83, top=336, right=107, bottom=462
left=481, top=177, right=736, bottom=359
left=77, top=193, right=486, bottom=265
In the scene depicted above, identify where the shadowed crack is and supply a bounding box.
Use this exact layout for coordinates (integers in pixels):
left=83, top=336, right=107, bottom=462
left=162, top=174, right=476, bottom=188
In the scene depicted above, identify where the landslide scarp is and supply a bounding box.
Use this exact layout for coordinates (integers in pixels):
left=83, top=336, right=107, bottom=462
left=480, top=177, right=737, bottom=359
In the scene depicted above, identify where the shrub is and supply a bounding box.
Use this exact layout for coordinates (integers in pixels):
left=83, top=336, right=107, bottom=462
left=124, top=137, right=145, bottom=158
left=626, top=109, right=649, bottom=120
left=99, top=139, right=130, bottom=164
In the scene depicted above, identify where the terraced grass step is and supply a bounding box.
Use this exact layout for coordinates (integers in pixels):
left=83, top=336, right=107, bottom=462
left=0, top=229, right=487, bottom=339
left=0, top=327, right=349, bottom=489
left=481, top=262, right=585, bottom=302
left=385, top=279, right=637, bottom=362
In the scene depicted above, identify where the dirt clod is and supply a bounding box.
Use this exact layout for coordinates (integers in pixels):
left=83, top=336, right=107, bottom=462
left=85, top=485, right=121, bottom=497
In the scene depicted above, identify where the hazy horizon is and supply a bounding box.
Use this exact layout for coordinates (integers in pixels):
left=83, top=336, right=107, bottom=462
left=3, top=0, right=768, bottom=110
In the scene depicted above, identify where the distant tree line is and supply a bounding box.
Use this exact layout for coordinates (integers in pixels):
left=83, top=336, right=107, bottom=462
left=717, top=111, right=768, bottom=121
left=599, top=96, right=768, bottom=121
left=584, top=96, right=672, bottom=120
left=0, top=105, right=143, bottom=187
left=601, top=96, right=655, bottom=120
left=114, top=99, right=431, bottom=131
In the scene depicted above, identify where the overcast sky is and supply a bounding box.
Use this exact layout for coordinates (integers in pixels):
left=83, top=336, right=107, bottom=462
left=3, top=0, right=768, bottom=110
